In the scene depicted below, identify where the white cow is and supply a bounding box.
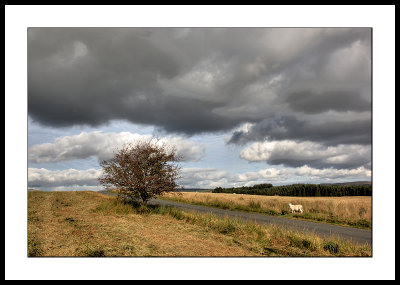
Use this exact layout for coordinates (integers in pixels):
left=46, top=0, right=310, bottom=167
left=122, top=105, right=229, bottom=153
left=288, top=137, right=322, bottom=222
left=289, top=203, right=303, bottom=213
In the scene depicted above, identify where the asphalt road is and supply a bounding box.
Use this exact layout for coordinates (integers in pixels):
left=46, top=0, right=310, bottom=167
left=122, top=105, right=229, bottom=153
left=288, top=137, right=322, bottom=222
left=98, top=191, right=372, bottom=245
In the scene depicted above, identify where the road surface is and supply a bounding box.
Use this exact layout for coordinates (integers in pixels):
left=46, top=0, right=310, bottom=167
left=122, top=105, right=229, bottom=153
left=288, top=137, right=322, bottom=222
left=98, top=191, right=372, bottom=245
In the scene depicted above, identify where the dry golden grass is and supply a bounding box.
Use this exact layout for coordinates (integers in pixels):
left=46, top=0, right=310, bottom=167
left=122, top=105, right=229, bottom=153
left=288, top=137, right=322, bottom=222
left=28, top=191, right=257, bottom=256
left=28, top=191, right=371, bottom=257
left=162, top=192, right=372, bottom=228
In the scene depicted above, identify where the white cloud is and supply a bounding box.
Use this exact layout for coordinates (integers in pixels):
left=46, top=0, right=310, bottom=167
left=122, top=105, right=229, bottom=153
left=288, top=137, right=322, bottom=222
left=294, top=165, right=371, bottom=179
left=28, top=131, right=205, bottom=164
left=159, top=136, right=205, bottom=162
left=28, top=168, right=102, bottom=187
left=28, top=164, right=371, bottom=190
left=234, top=122, right=255, bottom=134
left=240, top=140, right=371, bottom=169
left=235, top=168, right=292, bottom=184
left=179, top=168, right=231, bottom=188
left=232, top=166, right=371, bottom=187
left=180, top=165, right=371, bottom=189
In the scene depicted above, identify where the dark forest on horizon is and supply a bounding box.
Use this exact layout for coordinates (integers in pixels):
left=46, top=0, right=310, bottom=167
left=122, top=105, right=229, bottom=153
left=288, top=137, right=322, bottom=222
left=212, top=182, right=372, bottom=197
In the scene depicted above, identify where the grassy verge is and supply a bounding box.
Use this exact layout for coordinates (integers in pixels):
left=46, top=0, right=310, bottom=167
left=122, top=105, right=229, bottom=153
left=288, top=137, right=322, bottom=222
left=159, top=192, right=372, bottom=229
left=28, top=191, right=371, bottom=257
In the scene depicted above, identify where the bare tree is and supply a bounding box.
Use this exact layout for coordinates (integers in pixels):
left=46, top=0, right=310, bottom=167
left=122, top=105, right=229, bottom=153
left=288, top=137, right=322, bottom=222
left=98, top=139, right=182, bottom=204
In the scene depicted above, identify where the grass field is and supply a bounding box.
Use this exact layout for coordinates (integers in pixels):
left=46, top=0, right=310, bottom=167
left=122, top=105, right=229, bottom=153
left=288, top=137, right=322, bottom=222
left=161, top=192, right=372, bottom=229
left=28, top=191, right=371, bottom=257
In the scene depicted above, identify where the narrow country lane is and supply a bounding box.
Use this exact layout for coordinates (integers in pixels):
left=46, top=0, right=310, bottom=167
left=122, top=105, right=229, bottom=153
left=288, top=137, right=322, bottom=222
left=98, top=191, right=372, bottom=245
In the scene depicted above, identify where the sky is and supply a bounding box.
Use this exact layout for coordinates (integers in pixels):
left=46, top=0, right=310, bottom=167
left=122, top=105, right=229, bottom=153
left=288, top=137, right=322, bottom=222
left=27, top=27, right=373, bottom=191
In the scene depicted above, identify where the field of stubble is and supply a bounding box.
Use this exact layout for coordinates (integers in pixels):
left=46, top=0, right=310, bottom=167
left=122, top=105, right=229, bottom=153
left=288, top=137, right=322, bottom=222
left=161, top=192, right=372, bottom=229
left=28, top=191, right=371, bottom=257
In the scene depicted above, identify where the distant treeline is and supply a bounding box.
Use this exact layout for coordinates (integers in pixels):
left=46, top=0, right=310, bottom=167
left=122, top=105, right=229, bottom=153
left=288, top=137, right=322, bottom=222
left=212, top=183, right=372, bottom=197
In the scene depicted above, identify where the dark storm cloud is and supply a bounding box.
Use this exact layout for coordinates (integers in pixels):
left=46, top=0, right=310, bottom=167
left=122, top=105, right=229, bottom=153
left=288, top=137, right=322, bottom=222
left=228, top=115, right=371, bottom=146
left=28, top=27, right=371, bottom=144
left=286, top=90, right=371, bottom=114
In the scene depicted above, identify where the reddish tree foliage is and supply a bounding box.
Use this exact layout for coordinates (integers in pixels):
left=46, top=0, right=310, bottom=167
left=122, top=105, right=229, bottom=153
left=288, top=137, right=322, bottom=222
left=98, top=140, right=182, bottom=204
